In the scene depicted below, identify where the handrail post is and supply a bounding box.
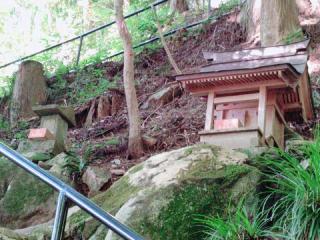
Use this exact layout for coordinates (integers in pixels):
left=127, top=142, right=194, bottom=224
left=76, top=36, right=84, bottom=67
left=51, top=191, right=69, bottom=240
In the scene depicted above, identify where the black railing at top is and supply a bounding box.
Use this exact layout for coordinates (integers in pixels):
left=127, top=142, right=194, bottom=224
left=0, top=0, right=168, bottom=69
left=0, top=142, right=144, bottom=240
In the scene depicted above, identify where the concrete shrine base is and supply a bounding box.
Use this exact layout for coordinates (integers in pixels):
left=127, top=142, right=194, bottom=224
left=199, top=127, right=264, bottom=149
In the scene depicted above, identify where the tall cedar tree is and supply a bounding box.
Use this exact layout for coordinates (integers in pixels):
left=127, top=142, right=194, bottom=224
left=114, top=0, right=144, bottom=158
left=261, top=0, right=300, bottom=46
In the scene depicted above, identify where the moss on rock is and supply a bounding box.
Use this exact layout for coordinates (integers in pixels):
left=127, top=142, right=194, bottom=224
left=66, top=175, right=140, bottom=238
left=0, top=157, right=55, bottom=229
left=66, top=145, right=261, bottom=240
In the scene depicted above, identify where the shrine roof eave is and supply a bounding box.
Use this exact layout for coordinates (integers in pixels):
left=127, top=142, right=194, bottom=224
left=176, top=64, right=299, bottom=81
left=176, top=64, right=300, bottom=88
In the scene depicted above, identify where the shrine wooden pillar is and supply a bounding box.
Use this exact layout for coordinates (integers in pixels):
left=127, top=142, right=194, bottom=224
left=205, top=92, right=215, bottom=130
left=257, top=86, right=267, bottom=135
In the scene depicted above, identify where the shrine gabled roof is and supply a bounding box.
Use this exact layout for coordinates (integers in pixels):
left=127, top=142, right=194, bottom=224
left=176, top=39, right=310, bottom=88
left=201, top=39, right=310, bottom=74
left=202, top=39, right=310, bottom=72
left=200, top=54, right=308, bottom=75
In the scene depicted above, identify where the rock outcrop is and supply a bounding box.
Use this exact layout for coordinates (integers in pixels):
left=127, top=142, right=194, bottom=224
left=141, top=85, right=182, bottom=109
left=0, top=144, right=262, bottom=240
left=66, top=144, right=261, bottom=240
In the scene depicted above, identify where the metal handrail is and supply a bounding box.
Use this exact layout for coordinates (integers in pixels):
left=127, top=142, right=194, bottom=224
left=0, top=0, right=168, bottom=69
left=0, top=142, right=144, bottom=240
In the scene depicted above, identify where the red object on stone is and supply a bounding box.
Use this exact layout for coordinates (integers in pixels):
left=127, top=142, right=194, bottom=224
left=214, top=119, right=243, bottom=130
left=28, top=128, right=55, bottom=141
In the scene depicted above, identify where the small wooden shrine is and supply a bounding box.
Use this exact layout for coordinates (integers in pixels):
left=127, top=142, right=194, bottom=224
left=176, top=39, right=314, bottom=149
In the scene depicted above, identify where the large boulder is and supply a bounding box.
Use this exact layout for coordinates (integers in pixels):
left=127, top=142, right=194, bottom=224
left=0, top=157, right=55, bottom=229
left=66, top=144, right=261, bottom=240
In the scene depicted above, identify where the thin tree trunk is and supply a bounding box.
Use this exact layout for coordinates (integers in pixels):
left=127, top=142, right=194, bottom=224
left=152, top=6, right=182, bottom=75
left=114, top=0, right=144, bottom=158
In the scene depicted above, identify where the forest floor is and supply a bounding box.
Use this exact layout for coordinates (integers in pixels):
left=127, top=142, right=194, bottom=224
left=2, top=7, right=320, bottom=196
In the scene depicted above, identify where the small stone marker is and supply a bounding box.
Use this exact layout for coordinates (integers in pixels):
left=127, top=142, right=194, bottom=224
left=32, top=104, right=76, bottom=154
left=28, top=128, right=55, bottom=141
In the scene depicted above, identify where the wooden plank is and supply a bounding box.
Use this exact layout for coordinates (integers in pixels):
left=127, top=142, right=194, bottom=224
left=258, top=86, right=267, bottom=135
left=214, top=93, right=259, bottom=104
left=205, top=92, right=215, bottom=131
left=216, top=102, right=258, bottom=111
left=203, top=39, right=309, bottom=62
left=282, top=102, right=302, bottom=111
left=298, top=69, right=314, bottom=120
left=201, top=54, right=308, bottom=74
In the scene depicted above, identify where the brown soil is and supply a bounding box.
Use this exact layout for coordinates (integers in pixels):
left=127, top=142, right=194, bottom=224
left=53, top=8, right=320, bottom=191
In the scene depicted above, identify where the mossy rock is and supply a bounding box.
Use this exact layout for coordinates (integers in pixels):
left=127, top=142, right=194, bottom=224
left=0, top=227, right=27, bottom=240
left=66, top=144, right=261, bottom=240
left=0, top=157, right=55, bottom=229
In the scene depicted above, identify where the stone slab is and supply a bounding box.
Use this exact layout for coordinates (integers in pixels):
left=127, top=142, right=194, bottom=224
left=28, top=128, right=55, bottom=141
left=40, top=115, right=68, bottom=154
left=17, top=140, right=56, bottom=161
left=32, top=104, right=76, bottom=127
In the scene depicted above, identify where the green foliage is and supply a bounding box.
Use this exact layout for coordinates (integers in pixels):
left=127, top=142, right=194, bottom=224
left=82, top=138, right=120, bottom=162
left=0, top=75, right=15, bottom=99
left=195, top=199, right=272, bottom=240
left=0, top=158, right=54, bottom=216
left=257, top=129, right=320, bottom=240
left=283, top=29, right=304, bottom=44
left=138, top=163, right=260, bottom=240
left=13, top=120, right=30, bottom=140
left=63, top=151, right=87, bottom=175
left=214, top=0, right=241, bottom=18
left=141, top=183, right=224, bottom=240
left=47, top=63, right=70, bottom=100
left=69, top=77, right=114, bottom=104
left=0, top=116, right=10, bottom=131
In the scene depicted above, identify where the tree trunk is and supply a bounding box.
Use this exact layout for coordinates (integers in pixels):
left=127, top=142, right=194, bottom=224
left=114, top=0, right=144, bottom=158
left=261, top=0, right=301, bottom=46
left=10, top=60, right=47, bottom=126
left=240, top=0, right=261, bottom=44
left=152, top=6, right=182, bottom=75
left=170, top=0, right=189, bottom=13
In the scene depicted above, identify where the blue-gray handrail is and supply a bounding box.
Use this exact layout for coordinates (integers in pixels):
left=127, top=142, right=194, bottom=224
left=0, top=142, right=144, bottom=240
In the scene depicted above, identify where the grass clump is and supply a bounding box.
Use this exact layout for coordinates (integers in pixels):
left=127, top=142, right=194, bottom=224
left=256, top=128, right=320, bottom=240
left=282, top=28, right=304, bottom=44
left=195, top=199, right=272, bottom=240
